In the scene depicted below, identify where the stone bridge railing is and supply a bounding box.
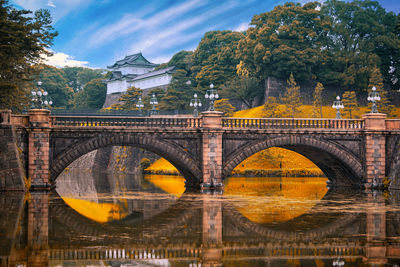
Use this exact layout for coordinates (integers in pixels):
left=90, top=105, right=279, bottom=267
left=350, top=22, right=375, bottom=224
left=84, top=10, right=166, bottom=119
left=222, top=118, right=365, bottom=129
left=51, top=115, right=203, bottom=128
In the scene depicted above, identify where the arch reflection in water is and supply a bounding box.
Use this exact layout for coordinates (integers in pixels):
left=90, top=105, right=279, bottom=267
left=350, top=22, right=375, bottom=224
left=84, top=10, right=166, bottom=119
left=1, top=189, right=400, bottom=266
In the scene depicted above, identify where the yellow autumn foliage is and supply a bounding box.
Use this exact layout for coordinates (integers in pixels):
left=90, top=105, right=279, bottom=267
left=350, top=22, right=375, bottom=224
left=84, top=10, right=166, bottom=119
left=146, top=104, right=400, bottom=175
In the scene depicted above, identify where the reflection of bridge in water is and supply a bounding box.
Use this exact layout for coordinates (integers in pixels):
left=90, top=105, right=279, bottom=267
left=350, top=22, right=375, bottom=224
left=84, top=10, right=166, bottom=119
left=1, top=190, right=400, bottom=266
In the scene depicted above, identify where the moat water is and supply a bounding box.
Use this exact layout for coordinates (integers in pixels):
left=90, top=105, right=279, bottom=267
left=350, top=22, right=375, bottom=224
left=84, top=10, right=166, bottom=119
left=1, top=170, right=400, bottom=266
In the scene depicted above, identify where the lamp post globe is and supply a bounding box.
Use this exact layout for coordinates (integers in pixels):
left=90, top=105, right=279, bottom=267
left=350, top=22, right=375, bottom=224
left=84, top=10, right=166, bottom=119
left=30, top=80, right=52, bottom=109
left=367, top=86, right=381, bottom=113
left=190, top=93, right=202, bottom=117
left=136, top=97, right=144, bottom=114
left=149, top=94, right=158, bottom=115
left=205, top=83, right=219, bottom=111
left=332, top=95, right=344, bottom=119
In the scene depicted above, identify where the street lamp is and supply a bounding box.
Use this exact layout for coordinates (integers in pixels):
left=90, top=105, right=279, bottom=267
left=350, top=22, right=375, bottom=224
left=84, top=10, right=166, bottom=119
left=31, top=81, right=52, bottom=109
left=367, top=86, right=381, bottom=113
left=136, top=97, right=144, bottom=114
left=190, top=93, right=202, bottom=116
left=149, top=94, right=158, bottom=115
left=204, top=83, right=219, bottom=111
left=332, top=95, right=344, bottom=119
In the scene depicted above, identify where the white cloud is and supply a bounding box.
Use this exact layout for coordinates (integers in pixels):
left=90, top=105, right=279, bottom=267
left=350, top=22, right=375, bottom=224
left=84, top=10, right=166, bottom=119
left=42, top=52, right=89, bottom=67
left=47, top=0, right=55, bottom=8
left=233, top=22, right=249, bottom=32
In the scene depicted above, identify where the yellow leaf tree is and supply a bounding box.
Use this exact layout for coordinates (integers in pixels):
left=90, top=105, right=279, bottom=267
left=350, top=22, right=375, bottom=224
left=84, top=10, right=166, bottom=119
left=342, top=91, right=358, bottom=119
left=282, top=73, right=301, bottom=118
left=367, top=67, right=394, bottom=116
left=312, top=82, right=324, bottom=118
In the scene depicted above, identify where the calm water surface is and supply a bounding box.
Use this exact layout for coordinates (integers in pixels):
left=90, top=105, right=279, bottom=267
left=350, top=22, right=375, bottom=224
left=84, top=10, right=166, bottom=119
left=1, top=170, right=400, bottom=266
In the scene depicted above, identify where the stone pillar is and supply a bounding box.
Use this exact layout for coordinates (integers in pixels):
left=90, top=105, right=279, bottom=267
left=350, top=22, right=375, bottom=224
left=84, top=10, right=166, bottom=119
left=27, top=192, right=49, bottom=267
left=28, top=109, right=51, bottom=190
left=362, top=113, right=387, bottom=189
left=364, top=192, right=387, bottom=265
left=0, top=109, right=11, bottom=125
left=201, top=193, right=223, bottom=266
left=201, top=111, right=223, bottom=188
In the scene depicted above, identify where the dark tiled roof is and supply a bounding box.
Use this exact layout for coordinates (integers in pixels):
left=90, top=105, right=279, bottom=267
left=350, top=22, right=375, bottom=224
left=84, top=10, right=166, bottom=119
left=107, top=52, right=158, bottom=69
left=106, top=66, right=175, bottom=82
left=131, top=66, right=175, bottom=81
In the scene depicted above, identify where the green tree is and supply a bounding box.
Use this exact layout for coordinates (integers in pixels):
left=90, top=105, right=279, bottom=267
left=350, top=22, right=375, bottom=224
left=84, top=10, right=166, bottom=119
left=63, top=67, right=104, bottom=92
left=192, top=30, right=244, bottom=88
left=312, top=82, right=324, bottom=118
left=221, top=76, right=264, bottom=109
left=342, top=91, right=358, bottom=119
left=282, top=73, right=301, bottom=118
left=0, top=0, right=57, bottom=110
left=237, top=2, right=330, bottom=83
left=214, top=99, right=236, bottom=117
left=73, top=78, right=107, bottom=109
left=143, top=87, right=167, bottom=111
left=158, top=69, right=194, bottom=110
left=111, top=86, right=142, bottom=110
left=36, top=65, right=73, bottom=108
left=367, top=67, right=394, bottom=116
left=318, top=0, right=400, bottom=91
left=263, top=96, right=282, bottom=118
left=165, top=50, right=193, bottom=71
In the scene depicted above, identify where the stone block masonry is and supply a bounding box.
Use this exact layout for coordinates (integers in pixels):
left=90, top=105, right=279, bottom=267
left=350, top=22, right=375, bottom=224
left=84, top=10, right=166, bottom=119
left=28, top=109, right=51, bottom=190
left=0, top=123, right=26, bottom=191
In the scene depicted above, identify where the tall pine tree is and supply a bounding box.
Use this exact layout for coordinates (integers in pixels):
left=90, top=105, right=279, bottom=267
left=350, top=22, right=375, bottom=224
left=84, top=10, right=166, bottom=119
left=282, top=73, right=301, bottom=118
left=342, top=91, right=358, bottom=119
left=367, top=67, right=393, bottom=116
left=312, top=82, right=324, bottom=118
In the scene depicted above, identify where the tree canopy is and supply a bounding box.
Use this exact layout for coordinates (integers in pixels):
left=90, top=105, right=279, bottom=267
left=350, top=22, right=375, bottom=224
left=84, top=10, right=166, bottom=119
left=192, top=30, right=244, bottom=88
left=237, top=2, right=330, bottom=83
left=237, top=0, right=400, bottom=94
left=0, top=0, right=57, bottom=110
left=73, top=78, right=107, bottom=110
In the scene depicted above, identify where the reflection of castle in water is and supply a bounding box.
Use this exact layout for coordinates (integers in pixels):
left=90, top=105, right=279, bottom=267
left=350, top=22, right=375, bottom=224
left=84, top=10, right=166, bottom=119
left=1, top=188, right=400, bottom=266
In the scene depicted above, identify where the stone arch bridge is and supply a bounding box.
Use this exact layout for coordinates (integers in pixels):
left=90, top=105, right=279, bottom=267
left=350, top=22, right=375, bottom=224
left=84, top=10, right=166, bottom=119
left=1, top=109, right=400, bottom=190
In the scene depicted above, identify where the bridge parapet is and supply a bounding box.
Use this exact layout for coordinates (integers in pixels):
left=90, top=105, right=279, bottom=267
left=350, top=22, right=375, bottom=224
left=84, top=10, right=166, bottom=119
left=52, top=115, right=202, bottom=128
left=222, top=117, right=365, bottom=129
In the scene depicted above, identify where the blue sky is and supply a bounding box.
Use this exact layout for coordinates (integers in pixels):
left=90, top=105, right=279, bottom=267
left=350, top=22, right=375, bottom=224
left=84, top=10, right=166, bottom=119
left=10, top=0, right=400, bottom=69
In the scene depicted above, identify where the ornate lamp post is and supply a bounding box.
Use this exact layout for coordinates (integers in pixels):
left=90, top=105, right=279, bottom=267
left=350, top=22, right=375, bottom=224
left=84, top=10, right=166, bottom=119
left=205, top=83, right=219, bottom=111
left=367, top=86, right=381, bottom=113
left=190, top=93, right=202, bottom=116
left=149, top=94, right=158, bottom=115
left=136, top=97, right=144, bottom=114
left=31, top=81, right=52, bottom=109
left=332, top=95, right=344, bottom=119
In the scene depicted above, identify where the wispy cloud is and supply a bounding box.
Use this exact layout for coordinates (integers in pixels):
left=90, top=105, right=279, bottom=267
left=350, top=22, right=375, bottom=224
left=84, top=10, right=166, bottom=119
left=128, top=1, right=238, bottom=58
left=87, top=0, right=206, bottom=47
left=42, top=51, right=89, bottom=67
left=47, top=0, right=56, bottom=8
left=13, top=0, right=93, bottom=23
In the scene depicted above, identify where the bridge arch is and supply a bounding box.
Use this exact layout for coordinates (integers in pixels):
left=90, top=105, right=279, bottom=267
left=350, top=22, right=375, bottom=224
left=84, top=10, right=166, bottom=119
left=50, top=133, right=202, bottom=187
left=223, top=136, right=364, bottom=186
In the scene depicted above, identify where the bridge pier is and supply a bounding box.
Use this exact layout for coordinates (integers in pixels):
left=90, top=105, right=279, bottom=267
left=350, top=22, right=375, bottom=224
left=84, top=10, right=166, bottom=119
left=27, top=192, right=49, bottom=267
left=201, top=192, right=223, bottom=266
left=201, top=112, right=223, bottom=188
left=363, top=113, right=387, bottom=189
left=364, top=192, right=387, bottom=265
left=28, top=109, right=51, bottom=190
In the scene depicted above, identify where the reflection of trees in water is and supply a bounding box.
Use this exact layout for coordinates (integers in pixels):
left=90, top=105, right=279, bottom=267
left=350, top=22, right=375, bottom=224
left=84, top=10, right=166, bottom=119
left=56, top=169, right=181, bottom=223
